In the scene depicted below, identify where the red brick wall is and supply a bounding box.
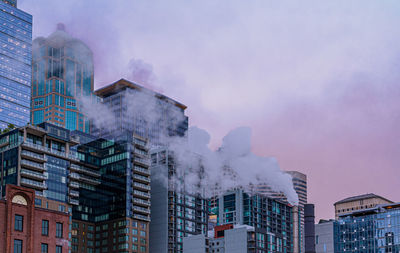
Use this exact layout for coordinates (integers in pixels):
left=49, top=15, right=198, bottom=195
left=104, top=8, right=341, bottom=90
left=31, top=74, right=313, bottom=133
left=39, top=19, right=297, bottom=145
left=0, top=185, right=70, bottom=253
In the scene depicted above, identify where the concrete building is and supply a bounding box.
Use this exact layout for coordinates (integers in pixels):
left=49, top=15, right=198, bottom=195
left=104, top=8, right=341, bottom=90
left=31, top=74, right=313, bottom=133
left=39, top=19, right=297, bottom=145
left=92, top=79, right=188, bottom=147
left=0, top=184, right=69, bottom=253
left=150, top=148, right=208, bottom=253
left=183, top=224, right=256, bottom=253
left=0, top=0, right=32, bottom=130
left=334, top=193, right=393, bottom=219
left=31, top=24, right=94, bottom=133
left=315, top=220, right=336, bottom=253
left=336, top=202, right=400, bottom=252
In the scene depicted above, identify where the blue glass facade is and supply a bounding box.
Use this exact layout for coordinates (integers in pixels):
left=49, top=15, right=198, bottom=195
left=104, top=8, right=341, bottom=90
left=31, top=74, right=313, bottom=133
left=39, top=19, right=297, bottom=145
left=337, top=203, right=400, bottom=253
left=0, top=1, right=32, bottom=130
left=31, top=25, right=93, bottom=133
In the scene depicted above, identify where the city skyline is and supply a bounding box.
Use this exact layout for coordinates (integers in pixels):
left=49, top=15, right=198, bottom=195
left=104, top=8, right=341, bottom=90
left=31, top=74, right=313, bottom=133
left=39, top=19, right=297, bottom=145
left=15, top=0, right=400, bottom=222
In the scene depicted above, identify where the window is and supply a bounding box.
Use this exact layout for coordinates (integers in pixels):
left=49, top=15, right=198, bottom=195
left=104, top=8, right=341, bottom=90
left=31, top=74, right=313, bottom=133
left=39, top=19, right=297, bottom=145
left=56, top=246, right=62, bottom=253
left=56, top=222, right=63, bottom=238
left=41, top=243, right=48, bottom=253
left=42, top=220, right=49, bottom=236
left=14, top=239, right=22, bottom=253
left=15, top=215, right=23, bottom=231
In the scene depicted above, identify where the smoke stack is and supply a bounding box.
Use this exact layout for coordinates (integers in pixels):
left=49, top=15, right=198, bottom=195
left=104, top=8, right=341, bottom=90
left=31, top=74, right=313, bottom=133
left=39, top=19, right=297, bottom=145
left=56, top=23, right=66, bottom=32
left=304, top=204, right=316, bottom=253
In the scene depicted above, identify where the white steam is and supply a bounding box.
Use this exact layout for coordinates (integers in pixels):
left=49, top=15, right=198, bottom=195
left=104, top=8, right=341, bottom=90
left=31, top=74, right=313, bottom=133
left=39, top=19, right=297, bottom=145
left=170, top=126, right=299, bottom=205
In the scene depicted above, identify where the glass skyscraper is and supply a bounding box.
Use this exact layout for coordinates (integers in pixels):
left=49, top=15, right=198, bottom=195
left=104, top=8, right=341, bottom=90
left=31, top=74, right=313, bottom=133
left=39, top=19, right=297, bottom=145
left=31, top=23, right=93, bottom=133
left=0, top=0, right=32, bottom=130
left=336, top=203, right=400, bottom=253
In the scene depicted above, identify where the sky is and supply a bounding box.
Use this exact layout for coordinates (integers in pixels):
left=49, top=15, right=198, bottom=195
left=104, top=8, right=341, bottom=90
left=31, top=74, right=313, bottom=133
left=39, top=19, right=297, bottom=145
left=19, top=0, right=400, bottom=221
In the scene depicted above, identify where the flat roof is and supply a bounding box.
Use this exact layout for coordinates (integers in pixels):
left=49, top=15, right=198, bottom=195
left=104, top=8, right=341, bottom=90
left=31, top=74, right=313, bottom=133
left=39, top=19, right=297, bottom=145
left=94, top=79, right=187, bottom=110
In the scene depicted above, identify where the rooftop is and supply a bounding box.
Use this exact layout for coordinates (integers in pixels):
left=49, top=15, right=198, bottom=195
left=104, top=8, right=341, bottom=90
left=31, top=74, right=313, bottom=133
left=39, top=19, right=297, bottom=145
left=94, top=78, right=187, bottom=110
left=334, top=193, right=393, bottom=205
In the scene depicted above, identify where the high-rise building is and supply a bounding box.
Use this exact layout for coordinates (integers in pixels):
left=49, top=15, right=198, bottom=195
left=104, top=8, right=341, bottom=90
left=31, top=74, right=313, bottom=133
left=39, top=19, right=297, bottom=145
left=0, top=0, right=32, bottom=130
left=336, top=202, right=400, bottom=252
left=150, top=148, right=208, bottom=253
left=334, top=193, right=393, bottom=219
left=70, top=133, right=151, bottom=253
left=214, top=189, right=295, bottom=253
left=92, top=79, right=188, bottom=146
left=31, top=24, right=94, bottom=133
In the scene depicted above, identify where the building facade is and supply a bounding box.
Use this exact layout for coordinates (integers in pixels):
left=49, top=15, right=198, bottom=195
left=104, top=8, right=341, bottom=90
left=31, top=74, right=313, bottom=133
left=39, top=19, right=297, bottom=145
left=92, top=79, right=188, bottom=147
left=0, top=184, right=69, bottom=253
left=183, top=224, right=257, bottom=253
left=0, top=0, right=32, bottom=130
left=70, top=134, right=151, bottom=253
left=150, top=148, right=208, bottom=253
left=334, top=193, right=393, bottom=220
left=31, top=23, right=94, bottom=133
left=336, top=202, right=400, bottom=253
left=315, top=220, right=336, bottom=253
left=215, top=189, right=295, bottom=253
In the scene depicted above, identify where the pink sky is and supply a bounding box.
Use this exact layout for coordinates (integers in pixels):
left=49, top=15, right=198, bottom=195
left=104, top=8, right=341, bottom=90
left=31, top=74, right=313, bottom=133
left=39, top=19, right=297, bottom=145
left=20, top=0, right=400, bottom=220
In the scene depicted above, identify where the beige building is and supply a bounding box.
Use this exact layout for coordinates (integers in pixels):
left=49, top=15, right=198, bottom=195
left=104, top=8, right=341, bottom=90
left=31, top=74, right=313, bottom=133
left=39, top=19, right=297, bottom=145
left=334, top=193, right=393, bottom=219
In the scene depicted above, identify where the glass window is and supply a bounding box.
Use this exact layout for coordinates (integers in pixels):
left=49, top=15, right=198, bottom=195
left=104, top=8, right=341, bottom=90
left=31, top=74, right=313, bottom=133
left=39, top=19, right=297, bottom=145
left=14, top=239, right=22, bottom=253
left=15, top=215, right=23, bottom=231
left=42, top=220, right=49, bottom=236
left=41, top=243, right=48, bottom=253
left=56, top=246, right=62, bottom=253
left=56, top=222, right=63, bottom=238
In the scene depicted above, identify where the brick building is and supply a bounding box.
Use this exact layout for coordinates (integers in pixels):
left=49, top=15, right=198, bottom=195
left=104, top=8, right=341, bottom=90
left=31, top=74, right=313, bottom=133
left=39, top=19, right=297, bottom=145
left=0, top=185, right=69, bottom=252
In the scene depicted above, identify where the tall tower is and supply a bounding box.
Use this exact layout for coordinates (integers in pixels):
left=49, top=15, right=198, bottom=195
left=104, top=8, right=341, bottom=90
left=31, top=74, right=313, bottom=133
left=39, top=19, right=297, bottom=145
left=31, top=24, right=94, bottom=133
left=0, top=0, right=32, bottom=130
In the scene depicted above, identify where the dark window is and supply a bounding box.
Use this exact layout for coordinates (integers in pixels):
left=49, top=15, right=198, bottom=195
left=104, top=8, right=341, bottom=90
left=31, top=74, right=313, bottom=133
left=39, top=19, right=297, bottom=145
left=14, top=215, right=23, bottom=231
left=42, top=220, right=49, bottom=236
left=56, top=222, right=63, bottom=238
left=14, top=239, right=22, bottom=253
left=56, top=245, right=62, bottom=253
left=41, top=243, right=48, bottom=253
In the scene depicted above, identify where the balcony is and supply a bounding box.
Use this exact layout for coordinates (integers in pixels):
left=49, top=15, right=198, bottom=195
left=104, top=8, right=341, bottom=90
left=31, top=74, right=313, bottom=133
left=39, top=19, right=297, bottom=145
left=69, top=198, right=79, bottom=205
left=69, top=190, right=79, bottom=197
left=133, top=206, right=151, bottom=214
left=21, top=141, right=47, bottom=153
left=133, top=138, right=148, bottom=149
left=69, top=181, right=80, bottom=188
left=134, top=157, right=150, bottom=167
left=20, top=169, right=47, bottom=181
left=21, top=178, right=47, bottom=190
left=133, top=214, right=150, bottom=222
left=132, top=190, right=150, bottom=198
left=133, top=166, right=150, bottom=176
left=70, top=164, right=100, bottom=178
left=21, top=150, right=47, bottom=162
left=20, top=159, right=46, bottom=172
left=133, top=182, right=150, bottom=191
left=133, top=198, right=150, bottom=207
left=133, top=174, right=150, bottom=183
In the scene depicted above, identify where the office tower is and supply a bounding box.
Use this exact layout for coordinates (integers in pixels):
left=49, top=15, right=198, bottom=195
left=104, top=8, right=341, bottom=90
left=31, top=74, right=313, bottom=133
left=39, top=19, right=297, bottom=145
left=31, top=24, right=94, bottom=133
left=1, top=0, right=16, bottom=7
left=315, top=219, right=336, bottom=253
left=92, top=79, right=188, bottom=146
left=183, top=224, right=257, bottom=253
left=0, top=1, right=32, bottom=130
left=304, top=204, right=315, bottom=253
left=150, top=148, right=208, bottom=253
left=214, top=189, right=295, bottom=253
left=0, top=185, right=69, bottom=253
left=70, top=134, right=151, bottom=253
left=336, top=202, right=400, bottom=252
left=334, top=193, right=393, bottom=219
